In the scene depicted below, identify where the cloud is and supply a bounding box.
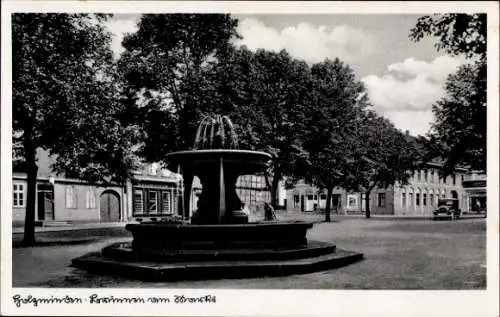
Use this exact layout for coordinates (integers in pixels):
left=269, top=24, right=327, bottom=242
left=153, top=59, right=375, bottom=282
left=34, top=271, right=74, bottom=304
left=104, top=15, right=140, bottom=58
left=234, top=18, right=375, bottom=64
left=383, top=110, right=434, bottom=137
left=362, top=55, right=465, bottom=112
left=388, top=56, right=466, bottom=83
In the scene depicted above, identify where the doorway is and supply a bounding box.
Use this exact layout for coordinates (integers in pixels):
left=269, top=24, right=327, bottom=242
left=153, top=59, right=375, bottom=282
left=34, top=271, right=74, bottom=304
left=37, top=183, right=54, bottom=221
left=100, top=191, right=120, bottom=222
left=332, top=194, right=341, bottom=214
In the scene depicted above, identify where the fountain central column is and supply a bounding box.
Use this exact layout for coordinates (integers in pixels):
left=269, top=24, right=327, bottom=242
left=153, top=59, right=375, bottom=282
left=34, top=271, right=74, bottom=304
left=218, top=157, right=226, bottom=223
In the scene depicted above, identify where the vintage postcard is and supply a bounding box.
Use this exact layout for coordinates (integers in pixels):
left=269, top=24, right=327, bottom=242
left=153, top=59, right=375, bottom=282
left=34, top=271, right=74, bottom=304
left=1, top=1, right=499, bottom=316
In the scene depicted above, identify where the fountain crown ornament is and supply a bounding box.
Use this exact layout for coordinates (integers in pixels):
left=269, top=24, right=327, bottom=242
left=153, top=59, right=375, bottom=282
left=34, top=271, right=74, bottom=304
left=193, top=114, right=239, bottom=150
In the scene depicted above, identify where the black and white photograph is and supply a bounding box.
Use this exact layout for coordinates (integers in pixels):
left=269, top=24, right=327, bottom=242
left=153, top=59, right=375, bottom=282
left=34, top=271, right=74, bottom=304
left=1, top=1, right=499, bottom=316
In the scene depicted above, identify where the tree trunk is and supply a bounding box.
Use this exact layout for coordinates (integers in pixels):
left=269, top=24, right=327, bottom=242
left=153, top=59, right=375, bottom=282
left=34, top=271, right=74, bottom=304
left=365, top=183, right=376, bottom=219
left=324, top=186, right=333, bottom=222
left=365, top=190, right=371, bottom=219
left=270, top=164, right=281, bottom=210
left=22, top=138, right=38, bottom=246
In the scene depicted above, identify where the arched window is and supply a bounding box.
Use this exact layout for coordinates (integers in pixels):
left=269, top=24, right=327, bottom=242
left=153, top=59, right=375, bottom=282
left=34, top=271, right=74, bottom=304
left=415, top=188, right=421, bottom=207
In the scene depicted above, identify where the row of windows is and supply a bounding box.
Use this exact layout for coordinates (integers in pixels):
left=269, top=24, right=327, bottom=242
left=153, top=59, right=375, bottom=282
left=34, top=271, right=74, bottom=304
left=414, top=169, right=462, bottom=185
left=292, top=193, right=385, bottom=208
left=291, top=191, right=453, bottom=209
left=292, top=194, right=338, bottom=208
left=238, top=175, right=267, bottom=189
left=401, top=193, right=445, bottom=207
left=133, top=189, right=175, bottom=215
left=12, top=183, right=95, bottom=209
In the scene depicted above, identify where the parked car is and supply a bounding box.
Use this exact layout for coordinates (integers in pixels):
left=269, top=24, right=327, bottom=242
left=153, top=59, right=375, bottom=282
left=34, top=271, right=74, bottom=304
left=433, top=198, right=461, bottom=220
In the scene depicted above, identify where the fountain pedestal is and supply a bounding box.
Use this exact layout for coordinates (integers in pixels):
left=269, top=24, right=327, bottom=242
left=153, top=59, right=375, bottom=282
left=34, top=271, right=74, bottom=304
left=167, top=150, right=271, bottom=225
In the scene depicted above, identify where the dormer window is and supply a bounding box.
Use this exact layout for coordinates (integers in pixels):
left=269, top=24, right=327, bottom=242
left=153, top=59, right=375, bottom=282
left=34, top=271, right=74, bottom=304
left=149, top=163, right=159, bottom=176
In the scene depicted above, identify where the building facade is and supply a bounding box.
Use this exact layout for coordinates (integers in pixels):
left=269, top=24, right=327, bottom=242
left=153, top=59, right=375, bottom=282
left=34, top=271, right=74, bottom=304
left=12, top=149, right=279, bottom=225
left=461, top=171, right=487, bottom=213
left=12, top=149, right=130, bottom=225
left=285, top=180, right=346, bottom=213
left=130, top=162, right=183, bottom=222
left=11, top=149, right=182, bottom=225
left=285, top=161, right=472, bottom=217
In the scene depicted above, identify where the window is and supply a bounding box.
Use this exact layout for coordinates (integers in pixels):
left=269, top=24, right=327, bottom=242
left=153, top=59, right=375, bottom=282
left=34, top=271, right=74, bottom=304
left=431, top=170, right=435, bottom=183
left=402, top=193, right=406, bottom=207
left=424, top=169, right=428, bottom=182
left=416, top=193, right=420, bottom=206
left=409, top=193, right=413, bottom=206
left=293, top=195, right=300, bottom=208
left=417, top=171, right=421, bottom=181
left=314, top=195, right=318, bottom=200
left=148, top=191, right=158, bottom=213
left=423, top=193, right=427, bottom=206
left=378, top=193, right=386, bottom=207
left=13, top=183, right=25, bottom=207
left=134, top=190, right=144, bottom=214
left=320, top=194, right=327, bottom=200
left=348, top=196, right=357, bottom=207
left=430, top=194, right=434, bottom=206
left=307, top=195, right=314, bottom=200
left=85, top=188, right=96, bottom=209
left=65, top=186, right=77, bottom=209
left=452, top=174, right=456, bottom=185
left=149, top=163, right=158, bottom=176
left=162, top=191, right=172, bottom=214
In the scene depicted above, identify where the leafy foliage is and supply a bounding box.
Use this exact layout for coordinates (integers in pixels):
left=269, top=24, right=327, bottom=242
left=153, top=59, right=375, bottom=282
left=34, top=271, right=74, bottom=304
left=430, top=62, right=486, bottom=174
left=219, top=48, right=313, bottom=208
left=12, top=13, right=138, bottom=244
left=303, top=58, right=368, bottom=220
left=352, top=113, right=423, bottom=217
left=409, top=13, right=486, bottom=61
left=409, top=13, right=487, bottom=174
left=117, top=14, right=240, bottom=157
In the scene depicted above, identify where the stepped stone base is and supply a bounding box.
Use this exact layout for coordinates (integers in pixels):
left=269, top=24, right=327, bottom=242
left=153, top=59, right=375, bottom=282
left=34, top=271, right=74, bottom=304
left=71, top=221, right=364, bottom=281
left=72, top=245, right=363, bottom=281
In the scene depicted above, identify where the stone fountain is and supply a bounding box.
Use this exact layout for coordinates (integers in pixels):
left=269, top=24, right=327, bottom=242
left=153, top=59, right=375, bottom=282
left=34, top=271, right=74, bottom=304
left=72, top=115, right=363, bottom=281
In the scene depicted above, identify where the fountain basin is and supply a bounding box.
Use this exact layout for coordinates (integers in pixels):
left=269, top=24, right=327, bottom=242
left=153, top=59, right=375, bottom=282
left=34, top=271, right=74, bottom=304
left=167, top=149, right=271, bottom=165
left=127, top=221, right=313, bottom=252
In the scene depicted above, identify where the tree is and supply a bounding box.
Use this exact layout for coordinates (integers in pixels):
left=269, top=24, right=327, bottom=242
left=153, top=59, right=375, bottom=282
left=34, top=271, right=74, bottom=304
left=409, top=13, right=487, bottom=175
left=352, top=112, right=422, bottom=218
left=12, top=14, right=139, bottom=245
left=117, top=14, right=240, bottom=159
left=429, top=62, right=486, bottom=174
left=224, top=48, right=313, bottom=209
left=304, top=58, right=368, bottom=222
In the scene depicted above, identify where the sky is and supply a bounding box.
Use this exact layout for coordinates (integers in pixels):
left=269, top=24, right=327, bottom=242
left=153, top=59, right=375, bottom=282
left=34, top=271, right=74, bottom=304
left=104, top=14, right=467, bottom=137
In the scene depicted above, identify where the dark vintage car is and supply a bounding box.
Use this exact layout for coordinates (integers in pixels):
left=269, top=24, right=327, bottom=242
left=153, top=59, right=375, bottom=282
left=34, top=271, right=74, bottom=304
left=433, top=198, right=461, bottom=220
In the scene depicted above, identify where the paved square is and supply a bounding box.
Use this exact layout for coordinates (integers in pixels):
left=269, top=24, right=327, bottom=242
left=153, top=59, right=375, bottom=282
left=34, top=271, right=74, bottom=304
left=12, top=217, right=486, bottom=289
